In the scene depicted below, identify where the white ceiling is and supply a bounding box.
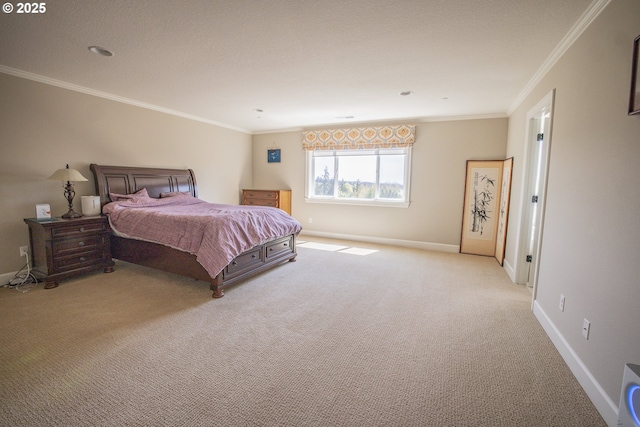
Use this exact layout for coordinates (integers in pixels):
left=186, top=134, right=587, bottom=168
left=0, top=0, right=598, bottom=134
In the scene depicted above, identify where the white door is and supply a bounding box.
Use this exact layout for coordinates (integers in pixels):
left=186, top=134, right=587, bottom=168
left=518, top=91, right=554, bottom=302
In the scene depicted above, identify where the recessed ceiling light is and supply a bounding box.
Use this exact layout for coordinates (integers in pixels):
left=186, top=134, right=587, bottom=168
left=399, top=91, right=413, bottom=96
left=88, top=46, right=114, bottom=57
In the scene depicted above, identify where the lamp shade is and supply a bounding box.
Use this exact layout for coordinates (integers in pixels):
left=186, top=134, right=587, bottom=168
left=48, top=165, right=88, bottom=182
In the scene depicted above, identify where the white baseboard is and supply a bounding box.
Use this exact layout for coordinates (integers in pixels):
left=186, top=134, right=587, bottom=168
left=532, top=300, right=618, bottom=426
left=0, top=271, right=18, bottom=286
left=299, top=230, right=460, bottom=253
left=503, top=258, right=516, bottom=282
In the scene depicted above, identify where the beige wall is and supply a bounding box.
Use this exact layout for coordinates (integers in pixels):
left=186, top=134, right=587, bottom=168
left=0, top=73, right=252, bottom=274
left=252, top=118, right=508, bottom=249
left=505, top=0, right=640, bottom=423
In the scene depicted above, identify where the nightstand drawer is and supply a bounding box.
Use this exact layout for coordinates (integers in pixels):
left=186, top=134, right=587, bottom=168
left=52, top=221, right=108, bottom=238
left=53, top=248, right=111, bottom=272
left=53, top=235, right=108, bottom=255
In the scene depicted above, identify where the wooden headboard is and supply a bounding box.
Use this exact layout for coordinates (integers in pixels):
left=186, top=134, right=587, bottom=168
left=90, top=164, right=198, bottom=207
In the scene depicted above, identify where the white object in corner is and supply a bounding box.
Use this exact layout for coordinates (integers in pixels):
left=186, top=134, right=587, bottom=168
left=81, top=196, right=101, bottom=216
left=617, top=363, right=640, bottom=427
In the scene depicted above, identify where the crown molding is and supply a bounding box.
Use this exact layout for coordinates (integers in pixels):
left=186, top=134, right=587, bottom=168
left=508, top=0, right=612, bottom=115
left=0, top=65, right=252, bottom=135
left=419, top=113, right=508, bottom=122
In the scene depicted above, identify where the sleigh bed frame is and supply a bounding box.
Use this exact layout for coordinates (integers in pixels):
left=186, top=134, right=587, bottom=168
left=90, top=164, right=297, bottom=298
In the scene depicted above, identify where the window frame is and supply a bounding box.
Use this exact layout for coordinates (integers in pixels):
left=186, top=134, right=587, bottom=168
left=305, top=147, right=412, bottom=208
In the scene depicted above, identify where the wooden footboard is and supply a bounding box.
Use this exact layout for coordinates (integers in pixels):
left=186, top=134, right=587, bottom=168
left=111, top=233, right=297, bottom=298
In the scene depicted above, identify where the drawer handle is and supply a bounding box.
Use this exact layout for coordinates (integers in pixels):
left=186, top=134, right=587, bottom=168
left=79, top=227, right=85, bottom=232
left=78, top=241, right=85, bottom=247
left=232, top=261, right=237, bottom=265
left=80, top=257, right=86, bottom=262
left=284, top=243, right=288, bottom=246
left=252, top=254, right=256, bottom=258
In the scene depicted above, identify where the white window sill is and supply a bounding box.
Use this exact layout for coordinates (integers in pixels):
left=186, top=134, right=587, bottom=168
left=304, top=197, right=410, bottom=208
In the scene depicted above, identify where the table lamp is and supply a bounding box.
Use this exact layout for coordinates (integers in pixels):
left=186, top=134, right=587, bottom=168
left=48, top=164, right=88, bottom=218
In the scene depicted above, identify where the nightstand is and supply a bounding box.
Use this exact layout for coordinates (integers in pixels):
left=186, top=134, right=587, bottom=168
left=24, top=216, right=115, bottom=289
left=241, top=189, right=292, bottom=215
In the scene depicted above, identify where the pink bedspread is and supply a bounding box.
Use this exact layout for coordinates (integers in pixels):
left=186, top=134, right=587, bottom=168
left=102, top=193, right=302, bottom=278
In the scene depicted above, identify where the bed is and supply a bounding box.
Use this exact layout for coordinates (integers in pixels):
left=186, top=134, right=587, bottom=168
left=90, top=164, right=301, bottom=298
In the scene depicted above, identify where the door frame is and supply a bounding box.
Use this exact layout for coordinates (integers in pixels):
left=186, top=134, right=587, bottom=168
left=516, top=90, right=555, bottom=305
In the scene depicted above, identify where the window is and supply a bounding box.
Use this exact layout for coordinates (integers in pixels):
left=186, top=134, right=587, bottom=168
left=306, top=147, right=412, bottom=207
left=302, top=124, right=415, bottom=207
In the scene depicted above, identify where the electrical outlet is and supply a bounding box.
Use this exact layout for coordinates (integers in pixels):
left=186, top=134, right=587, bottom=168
left=19, top=246, right=29, bottom=257
left=559, top=294, right=565, bottom=312
left=582, top=318, right=591, bottom=339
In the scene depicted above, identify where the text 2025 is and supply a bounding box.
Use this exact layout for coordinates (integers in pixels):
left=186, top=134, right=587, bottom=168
left=16, top=2, right=46, bottom=13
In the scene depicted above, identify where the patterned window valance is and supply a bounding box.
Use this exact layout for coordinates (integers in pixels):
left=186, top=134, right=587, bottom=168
left=302, top=124, right=415, bottom=151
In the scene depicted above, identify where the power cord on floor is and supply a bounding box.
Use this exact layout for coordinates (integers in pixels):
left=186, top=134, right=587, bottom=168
left=5, top=252, right=38, bottom=293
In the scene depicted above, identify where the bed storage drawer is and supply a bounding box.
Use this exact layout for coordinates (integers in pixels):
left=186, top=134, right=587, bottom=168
left=221, top=234, right=296, bottom=283
left=225, top=247, right=263, bottom=275
left=265, top=236, right=294, bottom=260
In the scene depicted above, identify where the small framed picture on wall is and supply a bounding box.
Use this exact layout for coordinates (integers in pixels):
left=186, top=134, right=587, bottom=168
left=268, top=149, right=281, bottom=163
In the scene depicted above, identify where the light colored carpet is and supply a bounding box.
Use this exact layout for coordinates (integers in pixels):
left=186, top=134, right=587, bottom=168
left=0, top=237, right=605, bottom=426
